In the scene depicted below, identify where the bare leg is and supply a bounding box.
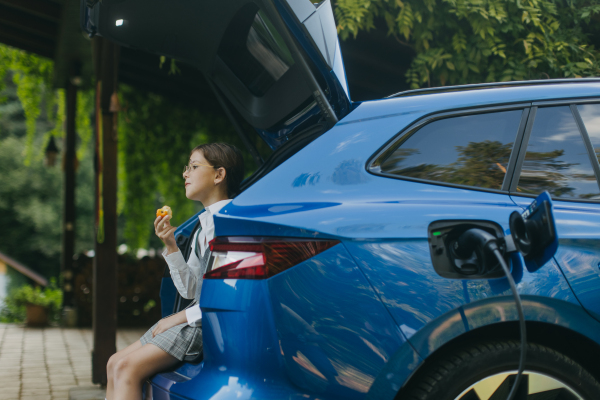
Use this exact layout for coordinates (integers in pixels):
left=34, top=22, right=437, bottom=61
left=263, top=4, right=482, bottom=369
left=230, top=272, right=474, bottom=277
left=106, top=340, right=143, bottom=400
left=112, top=344, right=179, bottom=400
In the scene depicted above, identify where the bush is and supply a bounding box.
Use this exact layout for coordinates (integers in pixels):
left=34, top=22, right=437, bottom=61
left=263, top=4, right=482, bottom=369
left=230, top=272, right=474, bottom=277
left=0, top=280, right=62, bottom=323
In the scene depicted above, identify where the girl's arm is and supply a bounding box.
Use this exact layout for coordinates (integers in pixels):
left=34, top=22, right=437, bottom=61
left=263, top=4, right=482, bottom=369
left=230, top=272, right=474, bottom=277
left=151, top=309, right=189, bottom=337
left=155, top=215, right=201, bottom=299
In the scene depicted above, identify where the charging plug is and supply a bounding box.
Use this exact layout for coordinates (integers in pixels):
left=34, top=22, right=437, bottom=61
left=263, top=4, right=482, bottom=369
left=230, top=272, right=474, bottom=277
left=451, top=228, right=502, bottom=275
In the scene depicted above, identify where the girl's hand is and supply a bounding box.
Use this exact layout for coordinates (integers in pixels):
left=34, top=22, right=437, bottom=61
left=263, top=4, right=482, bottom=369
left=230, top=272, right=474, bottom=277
left=152, top=311, right=187, bottom=337
left=154, top=215, right=178, bottom=254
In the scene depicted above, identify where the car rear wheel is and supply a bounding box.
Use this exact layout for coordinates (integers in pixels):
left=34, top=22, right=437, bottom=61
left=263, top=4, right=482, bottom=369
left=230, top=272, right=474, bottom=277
left=401, top=341, right=600, bottom=400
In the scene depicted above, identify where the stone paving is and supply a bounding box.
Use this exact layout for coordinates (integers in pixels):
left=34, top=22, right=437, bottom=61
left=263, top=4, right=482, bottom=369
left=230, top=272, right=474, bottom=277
left=0, top=323, right=147, bottom=400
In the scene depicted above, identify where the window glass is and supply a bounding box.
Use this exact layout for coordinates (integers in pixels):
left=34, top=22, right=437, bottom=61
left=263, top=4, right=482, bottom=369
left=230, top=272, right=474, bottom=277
left=378, top=110, right=523, bottom=190
left=577, top=103, right=600, bottom=165
left=517, top=106, right=600, bottom=200
left=219, top=7, right=294, bottom=96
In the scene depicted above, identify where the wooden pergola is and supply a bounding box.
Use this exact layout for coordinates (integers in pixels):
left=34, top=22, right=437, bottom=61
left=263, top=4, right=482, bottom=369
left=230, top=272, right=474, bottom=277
left=0, top=0, right=410, bottom=386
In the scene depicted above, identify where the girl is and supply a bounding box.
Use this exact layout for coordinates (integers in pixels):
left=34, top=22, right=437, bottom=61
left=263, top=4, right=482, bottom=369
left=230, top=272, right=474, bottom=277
left=106, top=143, right=244, bottom=400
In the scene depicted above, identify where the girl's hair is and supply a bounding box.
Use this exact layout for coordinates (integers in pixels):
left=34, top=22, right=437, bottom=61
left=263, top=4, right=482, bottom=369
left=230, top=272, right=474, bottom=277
left=191, top=143, right=245, bottom=197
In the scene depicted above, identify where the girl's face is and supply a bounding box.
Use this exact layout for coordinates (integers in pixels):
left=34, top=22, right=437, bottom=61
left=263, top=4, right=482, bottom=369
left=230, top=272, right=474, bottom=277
left=183, top=150, right=219, bottom=201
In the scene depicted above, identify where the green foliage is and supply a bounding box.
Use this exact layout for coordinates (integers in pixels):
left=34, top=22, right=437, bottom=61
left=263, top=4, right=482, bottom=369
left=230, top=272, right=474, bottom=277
left=335, top=0, right=600, bottom=88
left=118, top=85, right=265, bottom=250
left=0, top=45, right=54, bottom=164
left=0, top=44, right=95, bottom=165
left=0, top=77, right=96, bottom=279
left=0, top=280, right=63, bottom=323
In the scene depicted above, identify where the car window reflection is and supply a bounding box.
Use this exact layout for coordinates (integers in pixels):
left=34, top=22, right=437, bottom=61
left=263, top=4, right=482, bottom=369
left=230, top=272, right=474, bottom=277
left=380, top=110, right=522, bottom=190
left=578, top=103, right=600, bottom=166
left=517, top=106, right=600, bottom=200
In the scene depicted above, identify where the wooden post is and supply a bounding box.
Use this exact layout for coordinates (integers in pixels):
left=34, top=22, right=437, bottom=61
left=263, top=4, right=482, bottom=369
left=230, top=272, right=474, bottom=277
left=62, top=76, right=77, bottom=311
left=92, top=37, right=120, bottom=386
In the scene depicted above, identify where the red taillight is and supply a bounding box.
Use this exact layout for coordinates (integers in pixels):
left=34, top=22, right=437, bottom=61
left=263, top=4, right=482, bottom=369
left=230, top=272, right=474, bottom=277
left=205, top=238, right=339, bottom=280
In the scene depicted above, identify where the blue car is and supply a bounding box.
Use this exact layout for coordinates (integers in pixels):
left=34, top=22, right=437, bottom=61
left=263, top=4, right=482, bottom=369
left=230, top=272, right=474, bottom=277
left=83, top=0, right=600, bottom=399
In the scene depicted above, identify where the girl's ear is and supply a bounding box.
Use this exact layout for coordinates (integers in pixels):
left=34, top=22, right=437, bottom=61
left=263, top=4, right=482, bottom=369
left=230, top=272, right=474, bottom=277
left=214, top=167, right=226, bottom=186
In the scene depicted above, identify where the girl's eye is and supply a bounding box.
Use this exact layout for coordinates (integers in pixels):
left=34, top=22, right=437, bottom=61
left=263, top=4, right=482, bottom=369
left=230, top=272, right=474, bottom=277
left=192, top=165, right=198, bottom=170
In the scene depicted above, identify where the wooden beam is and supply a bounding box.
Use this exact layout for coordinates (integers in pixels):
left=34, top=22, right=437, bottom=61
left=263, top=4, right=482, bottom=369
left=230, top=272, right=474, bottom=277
left=0, top=0, right=61, bottom=22
left=0, top=251, right=48, bottom=287
left=92, top=37, right=120, bottom=386
left=62, top=77, right=78, bottom=309
left=0, top=4, right=58, bottom=39
left=0, top=32, right=54, bottom=58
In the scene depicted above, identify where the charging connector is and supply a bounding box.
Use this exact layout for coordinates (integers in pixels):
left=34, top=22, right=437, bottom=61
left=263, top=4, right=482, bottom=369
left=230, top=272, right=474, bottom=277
left=453, top=228, right=526, bottom=400
left=427, top=192, right=557, bottom=400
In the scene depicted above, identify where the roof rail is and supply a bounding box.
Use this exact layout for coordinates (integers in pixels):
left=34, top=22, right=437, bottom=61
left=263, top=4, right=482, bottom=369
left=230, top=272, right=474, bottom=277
left=387, top=78, right=600, bottom=98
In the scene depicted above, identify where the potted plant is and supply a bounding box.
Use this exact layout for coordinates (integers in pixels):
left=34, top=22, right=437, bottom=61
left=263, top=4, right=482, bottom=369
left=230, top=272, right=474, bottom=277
left=1, top=282, right=62, bottom=327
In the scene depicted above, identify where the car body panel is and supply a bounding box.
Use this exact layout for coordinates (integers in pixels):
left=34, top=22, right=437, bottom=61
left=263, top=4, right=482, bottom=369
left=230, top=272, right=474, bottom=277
left=266, top=244, right=406, bottom=399
left=512, top=196, right=600, bottom=322
left=364, top=296, right=600, bottom=400
left=152, top=245, right=406, bottom=400
left=343, top=243, right=578, bottom=340
left=147, top=82, right=600, bottom=400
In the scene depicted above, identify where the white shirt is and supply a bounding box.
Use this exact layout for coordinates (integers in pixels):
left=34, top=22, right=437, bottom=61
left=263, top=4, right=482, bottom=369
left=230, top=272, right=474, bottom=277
left=162, top=199, right=231, bottom=326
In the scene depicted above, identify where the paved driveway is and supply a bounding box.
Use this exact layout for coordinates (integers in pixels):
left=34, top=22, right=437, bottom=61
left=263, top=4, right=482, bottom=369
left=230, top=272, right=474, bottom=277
left=0, top=323, right=147, bottom=400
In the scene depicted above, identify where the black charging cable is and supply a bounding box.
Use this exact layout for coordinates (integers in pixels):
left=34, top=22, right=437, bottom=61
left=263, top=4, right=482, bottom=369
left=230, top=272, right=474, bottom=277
left=492, top=247, right=526, bottom=400
left=457, top=229, right=526, bottom=400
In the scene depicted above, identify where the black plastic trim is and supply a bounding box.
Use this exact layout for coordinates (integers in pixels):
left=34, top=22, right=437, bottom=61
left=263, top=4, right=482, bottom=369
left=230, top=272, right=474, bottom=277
left=502, top=108, right=530, bottom=192
left=508, top=107, right=537, bottom=193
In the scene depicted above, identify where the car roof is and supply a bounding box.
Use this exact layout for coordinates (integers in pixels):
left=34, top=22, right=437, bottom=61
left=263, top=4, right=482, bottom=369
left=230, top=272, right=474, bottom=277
left=340, top=79, right=600, bottom=126
left=387, top=78, right=600, bottom=98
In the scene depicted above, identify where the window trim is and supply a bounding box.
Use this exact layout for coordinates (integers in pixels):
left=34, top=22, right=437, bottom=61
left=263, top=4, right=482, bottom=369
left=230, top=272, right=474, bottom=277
left=367, top=103, right=531, bottom=194
left=508, top=106, right=537, bottom=193
left=509, top=102, right=600, bottom=203
left=532, top=97, right=600, bottom=106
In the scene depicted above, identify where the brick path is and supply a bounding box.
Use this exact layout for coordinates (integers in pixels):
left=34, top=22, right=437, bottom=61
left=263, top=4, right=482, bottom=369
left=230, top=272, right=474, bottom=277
left=0, top=323, right=146, bottom=400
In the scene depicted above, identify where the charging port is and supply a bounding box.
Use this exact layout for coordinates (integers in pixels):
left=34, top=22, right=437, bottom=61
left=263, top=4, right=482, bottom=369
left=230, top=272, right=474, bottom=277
left=428, top=220, right=508, bottom=279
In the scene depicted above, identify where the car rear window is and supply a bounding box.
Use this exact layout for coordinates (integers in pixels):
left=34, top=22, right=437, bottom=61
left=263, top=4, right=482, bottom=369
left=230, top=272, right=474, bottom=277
left=218, top=6, right=295, bottom=97
left=377, top=110, right=523, bottom=190
left=578, top=103, right=600, bottom=165
left=516, top=106, right=600, bottom=200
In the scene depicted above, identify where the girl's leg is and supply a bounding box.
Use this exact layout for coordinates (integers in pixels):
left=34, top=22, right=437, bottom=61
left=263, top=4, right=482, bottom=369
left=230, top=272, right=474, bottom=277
left=106, top=340, right=143, bottom=400
left=112, top=344, right=179, bottom=400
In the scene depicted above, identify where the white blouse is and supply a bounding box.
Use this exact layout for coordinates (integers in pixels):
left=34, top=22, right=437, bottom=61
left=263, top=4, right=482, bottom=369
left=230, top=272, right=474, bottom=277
left=162, top=199, right=231, bottom=326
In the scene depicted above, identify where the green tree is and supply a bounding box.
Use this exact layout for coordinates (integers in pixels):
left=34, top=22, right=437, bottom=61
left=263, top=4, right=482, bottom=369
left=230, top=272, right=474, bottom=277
left=0, top=78, right=95, bottom=281
left=335, top=0, right=600, bottom=88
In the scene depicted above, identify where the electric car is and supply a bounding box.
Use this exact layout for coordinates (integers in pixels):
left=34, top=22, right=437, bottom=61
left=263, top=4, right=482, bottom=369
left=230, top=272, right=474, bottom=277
left=82, top=0, right=600, bottom=398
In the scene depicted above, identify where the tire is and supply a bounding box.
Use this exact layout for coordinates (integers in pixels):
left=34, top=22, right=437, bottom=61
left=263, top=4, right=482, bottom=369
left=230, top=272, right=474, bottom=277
left=401, top=341, right=600, bottom=400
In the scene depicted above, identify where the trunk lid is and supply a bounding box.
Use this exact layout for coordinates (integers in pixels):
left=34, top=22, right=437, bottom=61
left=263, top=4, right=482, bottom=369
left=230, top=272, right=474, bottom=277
left=81, top=0, right=351, bottom=149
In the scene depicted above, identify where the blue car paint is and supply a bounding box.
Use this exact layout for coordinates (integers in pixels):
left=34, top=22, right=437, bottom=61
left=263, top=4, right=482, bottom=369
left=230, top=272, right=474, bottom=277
left=365, top=295, right=600, bottom=400
left=512, top=196, right=600, bottom=322
left=153, top=245, right=407, bottom=400
left=159, top=278, right=178, bottom=317
left=150, top=83, right=600, bottom=399
left=266, top=245, right=406, bottom=399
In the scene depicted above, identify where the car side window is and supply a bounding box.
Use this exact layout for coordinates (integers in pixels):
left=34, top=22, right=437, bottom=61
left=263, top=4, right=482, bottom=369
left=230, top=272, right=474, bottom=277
left=377, top=110, right=523, bottom=190
left=577, top=103, right=600, bottom=165
left=516, top=106, right=600, bottom=200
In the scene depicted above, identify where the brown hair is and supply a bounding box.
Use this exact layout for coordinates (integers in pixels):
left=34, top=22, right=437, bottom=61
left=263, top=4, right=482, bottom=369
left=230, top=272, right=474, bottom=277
left=191, top=143, right=245, bottom=197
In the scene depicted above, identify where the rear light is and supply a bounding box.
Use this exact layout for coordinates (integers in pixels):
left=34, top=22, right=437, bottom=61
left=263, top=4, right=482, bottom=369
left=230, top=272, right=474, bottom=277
left=204, top=237, right=340, bottom=280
